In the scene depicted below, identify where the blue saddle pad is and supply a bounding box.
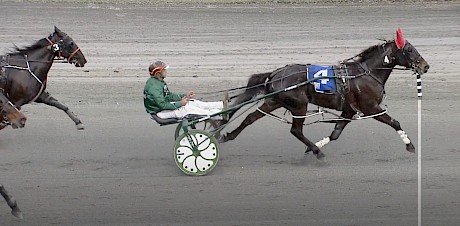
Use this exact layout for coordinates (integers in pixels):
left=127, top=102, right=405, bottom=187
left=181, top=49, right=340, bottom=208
left=307, top=65, right=337, bottom=94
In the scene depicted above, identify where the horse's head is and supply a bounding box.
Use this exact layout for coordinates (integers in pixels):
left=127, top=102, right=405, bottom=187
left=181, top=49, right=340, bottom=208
left=48, top=26, right=87, bottom=67
left=390, top=28, right=430, bottom=75
left=1, top=102, right=26, bottom=129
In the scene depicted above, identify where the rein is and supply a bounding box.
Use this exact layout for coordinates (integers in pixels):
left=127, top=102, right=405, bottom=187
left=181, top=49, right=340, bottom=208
left=376, top=67, right=411, bottom=70
left=197, top=69, right=300, bottom=96
left=196, top=69, right=304, bottom=102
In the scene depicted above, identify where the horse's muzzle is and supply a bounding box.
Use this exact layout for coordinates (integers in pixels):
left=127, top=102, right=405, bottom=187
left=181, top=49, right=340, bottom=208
left=71, top=57, right=87, bottom=67
left=10, top=116, right=26, bottom=129
left=74, top=62, right=85, bottom=67
left=71, top=51, right=87, bottom=67
left=416, top=59, right=430, bottom=75
left=422, top=64, right=430, bottom=73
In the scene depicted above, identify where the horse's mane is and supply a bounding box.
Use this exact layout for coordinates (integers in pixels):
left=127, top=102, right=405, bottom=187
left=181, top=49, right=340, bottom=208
left=357, top=45, right=380, bottom=61
left=347, top=39, right=394, bottom=63
left=9, top=38, right=47, bottom=55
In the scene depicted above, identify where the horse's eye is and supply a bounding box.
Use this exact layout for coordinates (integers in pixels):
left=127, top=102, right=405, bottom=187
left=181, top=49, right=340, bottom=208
left=69, top=42, right=75, bottom=48
left=407, top=47, right=412, bottom=52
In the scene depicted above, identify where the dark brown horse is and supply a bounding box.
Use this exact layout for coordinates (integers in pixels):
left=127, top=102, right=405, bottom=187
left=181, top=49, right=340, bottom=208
left=0, top=26, right=87, bottom=130
left=220, top=28, right=429, bottom=159
left=0, top=27, right=87, bottom=218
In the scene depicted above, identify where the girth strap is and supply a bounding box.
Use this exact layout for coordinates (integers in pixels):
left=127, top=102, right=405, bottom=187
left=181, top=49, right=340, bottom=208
left=332, top=63, right=350, bottom=111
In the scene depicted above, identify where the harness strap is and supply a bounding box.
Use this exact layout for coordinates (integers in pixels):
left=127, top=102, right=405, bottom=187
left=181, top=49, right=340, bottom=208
left=352, top=107, right=388, bottom=120
left=333, top=63, right=351, bottom=111
left=2, top=54, right=45, bottom=104
left=257, top=108, right=290, bottom=124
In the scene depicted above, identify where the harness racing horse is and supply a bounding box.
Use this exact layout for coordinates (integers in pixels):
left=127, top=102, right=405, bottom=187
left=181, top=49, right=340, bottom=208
left=220, top=28, right=429, bottom=159
left=0, top=27, right=86, bottom=218
left=0, top=26, right=87, bottom=130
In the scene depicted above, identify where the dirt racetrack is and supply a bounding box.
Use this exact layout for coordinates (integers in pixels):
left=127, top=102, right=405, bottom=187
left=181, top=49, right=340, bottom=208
left=0, top=1, right=459, bottom=225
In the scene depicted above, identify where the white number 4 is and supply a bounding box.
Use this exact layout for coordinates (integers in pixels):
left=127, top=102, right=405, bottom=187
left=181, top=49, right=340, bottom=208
left=313, top=69, right=329, bottom=84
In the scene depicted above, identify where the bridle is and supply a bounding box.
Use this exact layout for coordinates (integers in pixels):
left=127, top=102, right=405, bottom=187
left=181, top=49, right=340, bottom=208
left=377, top=40, right=422, bottom=74
left=46, top=35, right=81, bottom=62
left=397, top=43, right=423, bottom=74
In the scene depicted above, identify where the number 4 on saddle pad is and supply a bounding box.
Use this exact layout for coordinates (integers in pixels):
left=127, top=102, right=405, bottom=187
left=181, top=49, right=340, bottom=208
left=307, top=65, right=337, bottom=94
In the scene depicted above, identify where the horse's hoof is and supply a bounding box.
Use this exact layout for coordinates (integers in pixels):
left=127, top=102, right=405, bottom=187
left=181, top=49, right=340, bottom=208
left=316, top=151, right=326, bottom=160
left=305, top=146, right=312, bottom=153
left=406, top=143, right=415, bottom=153
left=12, top=208, right=23, bottom=219
left=218, top=135, right=227, bottom=144
left=76, top=123, right=85, bottom=130
left=315, top=156, right=328, bottom=166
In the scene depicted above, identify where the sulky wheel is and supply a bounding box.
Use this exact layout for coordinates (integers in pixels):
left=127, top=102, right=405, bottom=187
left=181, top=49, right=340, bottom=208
left=174, top=129, right=219, bottom=176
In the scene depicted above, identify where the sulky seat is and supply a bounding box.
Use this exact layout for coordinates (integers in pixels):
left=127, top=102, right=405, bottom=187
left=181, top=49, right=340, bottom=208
left=149, top=114, right=208, bottom=126
left=149, top=114, right=181, bottom=126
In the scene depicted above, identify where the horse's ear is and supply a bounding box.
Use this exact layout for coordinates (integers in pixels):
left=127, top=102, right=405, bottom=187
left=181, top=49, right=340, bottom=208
left=395, top=27, right=406, bottom=49
left=54, top=26, right=62, bottom=35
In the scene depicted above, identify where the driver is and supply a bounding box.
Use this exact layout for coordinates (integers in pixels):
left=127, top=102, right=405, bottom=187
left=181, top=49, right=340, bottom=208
left=143, top=60, right=228, bottom=119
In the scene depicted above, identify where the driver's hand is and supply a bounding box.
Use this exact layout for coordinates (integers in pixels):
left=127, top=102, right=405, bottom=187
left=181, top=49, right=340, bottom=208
left=181, top=96, right=188, bottom=106
left=187, top=91, right=195, bottom=99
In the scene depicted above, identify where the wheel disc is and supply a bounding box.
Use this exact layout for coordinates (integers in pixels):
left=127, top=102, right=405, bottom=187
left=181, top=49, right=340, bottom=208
left=173, top=129, right=219, bottom=176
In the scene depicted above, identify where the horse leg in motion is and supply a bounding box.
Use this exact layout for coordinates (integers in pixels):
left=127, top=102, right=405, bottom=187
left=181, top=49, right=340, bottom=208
left=368, top=106, right=415, bottom=152
left=306, top=108, right=356, bottom=153
left=221, top=100, right=325, bottom=159
left=288, top=106, right=326, bottom=159
left=0, top=184, right=22, bottom=219
left=220, top=101, right=280, bottom=143
left=35, top=91, right=84, bottom=130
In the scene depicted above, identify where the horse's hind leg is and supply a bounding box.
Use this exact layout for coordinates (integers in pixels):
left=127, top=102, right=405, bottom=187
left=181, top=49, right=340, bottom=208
left=289, top=110, right=325, bottom=159
left=0, top=184, right=22, bottom=219
left=35, top=91, right=84, bottom=130
left=369, top=107, right=415, bottom=153
left=220, top=102, right=279, bottom=143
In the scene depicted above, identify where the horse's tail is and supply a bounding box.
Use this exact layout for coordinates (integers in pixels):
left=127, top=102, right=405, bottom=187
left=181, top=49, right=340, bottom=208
left=233, top=72, right=272, bottom=105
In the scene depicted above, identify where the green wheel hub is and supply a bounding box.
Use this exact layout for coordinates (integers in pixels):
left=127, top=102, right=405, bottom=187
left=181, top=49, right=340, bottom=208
left=174, top=129, right=219, bottom=176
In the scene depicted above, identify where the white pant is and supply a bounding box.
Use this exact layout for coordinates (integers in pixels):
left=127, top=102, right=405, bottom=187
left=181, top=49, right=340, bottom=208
left=156, top=99, right=223, bottom=119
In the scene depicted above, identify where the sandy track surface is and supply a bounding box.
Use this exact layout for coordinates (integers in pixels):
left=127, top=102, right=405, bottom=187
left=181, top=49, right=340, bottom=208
left=0, top=2, right=459, bottom=225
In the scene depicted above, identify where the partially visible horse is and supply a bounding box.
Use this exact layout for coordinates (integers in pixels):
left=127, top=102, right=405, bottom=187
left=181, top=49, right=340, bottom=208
left=221, top=28, right=429, bottom=159
left=0, top=26, right=87, bottom=130
left=0, top=26, right=87, bottom=218
left=0, top=93, right=27, bottom=129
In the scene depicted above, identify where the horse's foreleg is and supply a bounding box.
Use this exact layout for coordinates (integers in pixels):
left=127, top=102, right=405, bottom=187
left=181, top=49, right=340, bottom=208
left=306, top=110, right=354, bottom=153
left=220, top=103, right=278, bottom=143
left=35, top=91, right=84, bottom=130
left=371, top=109, right=415, bottom=153
left=0, top=184, right=23, bottom=219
